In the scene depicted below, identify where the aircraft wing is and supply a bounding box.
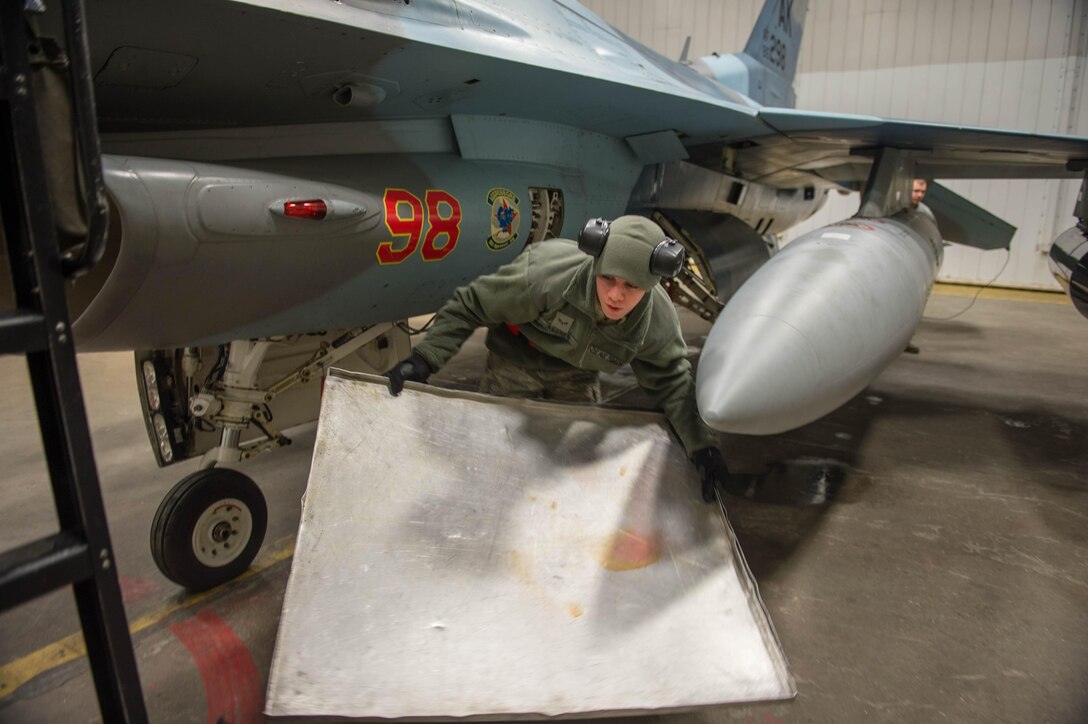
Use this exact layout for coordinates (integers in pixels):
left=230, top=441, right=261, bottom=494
left=87, top=0, right=766, bottom=142
left=708, top=108, right=1088, bottom=188
left=88, top=0, right=1088, bottom=188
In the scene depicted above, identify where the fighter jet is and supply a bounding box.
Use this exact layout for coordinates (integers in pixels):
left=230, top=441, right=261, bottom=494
left=19, top=0, right=1086, bottom=589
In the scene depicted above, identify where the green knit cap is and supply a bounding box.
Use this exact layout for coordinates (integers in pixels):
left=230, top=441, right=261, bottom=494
left=592, top=215, right=666, bottom=290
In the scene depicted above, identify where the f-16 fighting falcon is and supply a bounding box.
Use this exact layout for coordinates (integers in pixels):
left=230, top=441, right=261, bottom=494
left=9, top=0, right=1085, bottom=589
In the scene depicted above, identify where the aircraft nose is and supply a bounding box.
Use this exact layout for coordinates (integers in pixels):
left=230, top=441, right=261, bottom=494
left=696, top=313, right=822, bottom=435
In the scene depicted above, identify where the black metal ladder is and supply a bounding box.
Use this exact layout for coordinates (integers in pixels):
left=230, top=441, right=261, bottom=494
left=0, top=0, right=147, bottom=721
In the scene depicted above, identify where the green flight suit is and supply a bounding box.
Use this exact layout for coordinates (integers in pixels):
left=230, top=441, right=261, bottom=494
left=413, top=238, right=720, bottom=456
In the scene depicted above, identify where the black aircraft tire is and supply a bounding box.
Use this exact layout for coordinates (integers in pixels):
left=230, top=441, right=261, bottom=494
left=150, top=468, right=268, bottom=591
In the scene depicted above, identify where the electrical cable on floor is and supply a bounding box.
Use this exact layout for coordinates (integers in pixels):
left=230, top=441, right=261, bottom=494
left=924, top=248, right=1012, bottom=321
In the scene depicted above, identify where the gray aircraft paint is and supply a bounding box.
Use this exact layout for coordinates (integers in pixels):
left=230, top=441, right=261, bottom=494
left=694, top=0, right=807, bottom=107
left=49, top=0, right=1088, bottom=438
left=77, top=142, right=640, bottom=350
left=698, top=211, right=942, bottom=434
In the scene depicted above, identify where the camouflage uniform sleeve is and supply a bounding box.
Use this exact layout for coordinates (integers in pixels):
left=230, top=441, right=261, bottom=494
left=630, top=301, right=720, bottom=458
left=412, top=250, right=541, bottom=372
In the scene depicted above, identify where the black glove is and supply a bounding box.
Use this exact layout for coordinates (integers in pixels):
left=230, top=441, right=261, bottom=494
left=385, top=353, right=433, bottom=396
left=691, top=447, right=731, bottom=503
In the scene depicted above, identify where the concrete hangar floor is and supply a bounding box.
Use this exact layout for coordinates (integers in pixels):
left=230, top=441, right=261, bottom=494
left=0, top=286, right=1085, bottom=724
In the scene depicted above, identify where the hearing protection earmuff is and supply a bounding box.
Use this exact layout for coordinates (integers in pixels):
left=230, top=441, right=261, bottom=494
left=577, top=217, right=686, bottom=279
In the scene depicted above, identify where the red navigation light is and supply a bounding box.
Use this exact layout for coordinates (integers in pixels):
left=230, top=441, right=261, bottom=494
left=282, top=199, right=328, bottom=220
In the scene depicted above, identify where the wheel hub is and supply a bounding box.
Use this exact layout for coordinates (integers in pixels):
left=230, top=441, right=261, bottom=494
left=211, top=521, right=233, bottom=543
left=192, top=497, right=253, bottom=568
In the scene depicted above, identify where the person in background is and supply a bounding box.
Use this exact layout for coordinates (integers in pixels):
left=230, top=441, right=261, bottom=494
left=910, top=178, right=928, bottom=210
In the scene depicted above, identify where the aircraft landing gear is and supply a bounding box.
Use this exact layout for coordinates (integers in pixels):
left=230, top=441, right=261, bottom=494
left=141, top=323, right=410, bottom=590
left=150, top=467, right=268, bottom=591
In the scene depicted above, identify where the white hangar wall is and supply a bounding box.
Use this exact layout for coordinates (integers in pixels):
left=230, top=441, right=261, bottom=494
left=582, top=0, right=1088, bottom=290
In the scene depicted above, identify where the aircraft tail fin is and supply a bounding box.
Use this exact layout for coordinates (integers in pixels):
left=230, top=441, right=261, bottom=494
left=693, top=0, right=807, bottom=107
left=743, top=0, right=808, bottom=85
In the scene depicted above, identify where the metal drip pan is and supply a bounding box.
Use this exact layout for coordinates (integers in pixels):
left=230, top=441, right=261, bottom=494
left=266, top=370, right=793, bottom=720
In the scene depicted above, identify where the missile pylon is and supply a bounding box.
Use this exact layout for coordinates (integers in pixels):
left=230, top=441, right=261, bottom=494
left=696, top=210, right=943, bottom=435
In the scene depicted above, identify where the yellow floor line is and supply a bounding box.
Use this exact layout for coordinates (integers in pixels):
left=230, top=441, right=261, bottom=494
left=932, top=282, right=1069, bottom=304
left=0, top=540, right=295, bottom=701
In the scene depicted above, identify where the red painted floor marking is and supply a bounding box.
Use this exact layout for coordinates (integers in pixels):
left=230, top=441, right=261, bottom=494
left=169, top=608, right=262, bottom=724
left=118, top=575, right=158, bottom=605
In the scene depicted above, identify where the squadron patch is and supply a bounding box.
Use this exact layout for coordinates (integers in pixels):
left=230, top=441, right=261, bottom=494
left=486, top=187, right=520, bottom=251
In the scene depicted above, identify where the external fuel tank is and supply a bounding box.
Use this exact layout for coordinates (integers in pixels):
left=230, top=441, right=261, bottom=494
left=697, top=210, right=942, bottom=435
